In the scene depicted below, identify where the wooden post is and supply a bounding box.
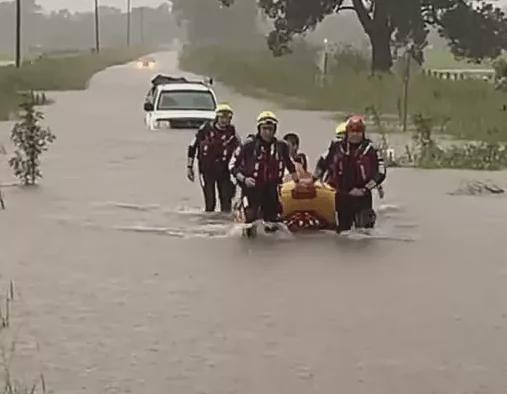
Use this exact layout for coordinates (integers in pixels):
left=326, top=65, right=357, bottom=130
left=15, top=0, right=21, bottom=68
left=140, top=6, right=144, bottom=45
left=402, top=48, right=412, bottom=132
left=127, top=0, right=131, bottom=47
left=94, top=0, right=100, bottom=53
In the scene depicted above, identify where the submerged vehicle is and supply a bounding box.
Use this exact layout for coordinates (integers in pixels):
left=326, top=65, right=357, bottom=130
left=143, top=74, right=217, bottom=130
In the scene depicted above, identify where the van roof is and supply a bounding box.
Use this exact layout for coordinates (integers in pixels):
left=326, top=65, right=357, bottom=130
left=156, top=83, right=212, bottom=92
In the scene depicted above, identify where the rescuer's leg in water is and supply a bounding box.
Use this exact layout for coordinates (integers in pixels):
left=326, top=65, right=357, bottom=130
left=242, top=187, right=261, bottom=224
left=336, top=193, right=376, bottom=233
left=335, top=194, right=355, bottom=233
left=335, top=193, right=376, bottom=233
left=240, top=184, right=280, bottom=234
left=200, top=171, right=217, bottom=212
left=240, top=187, right=262, bottom=238
left=261, top=183, right=282, bottom=232
left=216, top=172, right=235, bottom=212
left=351, top=193, right=377, bottom=231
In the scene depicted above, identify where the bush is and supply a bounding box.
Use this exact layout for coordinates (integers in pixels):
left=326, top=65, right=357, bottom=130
left=8, top=95, right=56, bottom=185
left=385, top=113, right=507, bottom=170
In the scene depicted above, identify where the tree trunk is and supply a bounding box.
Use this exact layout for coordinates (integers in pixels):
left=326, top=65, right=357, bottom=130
left=368, top=23, right=393, bottom=73
left=351, top=0, right=393, bottom=73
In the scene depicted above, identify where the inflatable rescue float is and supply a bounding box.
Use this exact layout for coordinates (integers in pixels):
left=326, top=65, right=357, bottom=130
left=280, top=179, right=336, bottom=231
left=233, top=168, right=336, bottom=233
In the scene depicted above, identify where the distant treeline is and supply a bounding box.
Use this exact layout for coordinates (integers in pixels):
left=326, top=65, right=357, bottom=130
left=0, top=0, right=179, bottom=56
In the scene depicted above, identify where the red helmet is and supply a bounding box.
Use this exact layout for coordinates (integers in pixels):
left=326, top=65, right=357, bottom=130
left=345, top=115, right=366, bottom=134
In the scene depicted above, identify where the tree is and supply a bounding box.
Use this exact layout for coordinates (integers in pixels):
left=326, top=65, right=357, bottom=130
left=218, top=0, right=507, bottom=73
left=493, top=57, right=507, bottom=91
left=9, top=94, right=56, bottom=185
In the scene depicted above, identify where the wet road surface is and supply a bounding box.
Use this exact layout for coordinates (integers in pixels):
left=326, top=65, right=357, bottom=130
left=1, top=51, right=507, bottom=394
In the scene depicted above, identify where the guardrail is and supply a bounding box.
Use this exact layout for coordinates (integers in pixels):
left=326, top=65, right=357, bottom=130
left=423, top=68, right=495, bottom=82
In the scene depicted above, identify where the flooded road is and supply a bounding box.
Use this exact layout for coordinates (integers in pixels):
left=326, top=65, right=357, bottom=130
left=1, top=51, right=507, bottom=393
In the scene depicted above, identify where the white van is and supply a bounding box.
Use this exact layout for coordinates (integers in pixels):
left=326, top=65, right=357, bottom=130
left=144, top=75, right=217, bottom=130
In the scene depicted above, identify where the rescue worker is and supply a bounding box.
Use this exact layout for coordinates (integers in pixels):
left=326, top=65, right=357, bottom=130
left=187, top=103, right=241, bottom=212
left=335, top=121, right=347, bottom=142
left=320, top=121, right=347, bottom=184
left=230, top=111, right=299, bottom=234
left=320, top=122, right=348, bottom=184
left=313, top=115, right=386, bottom=233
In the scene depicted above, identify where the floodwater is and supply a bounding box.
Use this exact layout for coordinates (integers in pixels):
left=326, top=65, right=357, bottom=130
left=1, top=51, right=507, bottom=393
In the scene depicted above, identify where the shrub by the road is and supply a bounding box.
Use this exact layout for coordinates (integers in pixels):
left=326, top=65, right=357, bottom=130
left=0, top=47, right=148, bottom=120
left=179, top=44, right=507, bottom=142
left=9, top=95, right=56, bottom=185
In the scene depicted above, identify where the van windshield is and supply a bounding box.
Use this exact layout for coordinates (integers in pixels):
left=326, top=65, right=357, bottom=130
left=157, top=90, right=216, bottom=111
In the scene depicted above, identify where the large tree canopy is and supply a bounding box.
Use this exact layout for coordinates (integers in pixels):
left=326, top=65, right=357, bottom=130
left=219, top=0, right=507, bottom=73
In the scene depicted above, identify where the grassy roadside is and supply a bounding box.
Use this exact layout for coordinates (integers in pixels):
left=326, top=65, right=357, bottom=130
left=0, top=47, right=149, bottom=120
left=179, top=44, right=507, bottom=142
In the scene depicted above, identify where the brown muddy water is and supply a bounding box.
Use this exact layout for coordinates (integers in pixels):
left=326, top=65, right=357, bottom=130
left=1, top=52, right=507, bottom=394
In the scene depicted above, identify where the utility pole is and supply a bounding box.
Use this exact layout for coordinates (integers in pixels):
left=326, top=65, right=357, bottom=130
left=402, top=47, right=412, bottom=132
left=94, top=0, right=100, bottom=53
left=140, top=6, right=144, bottom=45
left=127, top=0, right=131, bottom=47
left=15, top=0, right=21, bottom=67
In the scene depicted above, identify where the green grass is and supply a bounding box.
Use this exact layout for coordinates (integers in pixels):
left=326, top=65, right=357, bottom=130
left=423, top=47, right=507, bottom=70
left=179, top=44, right=507, bottom=142
left=0, top=47, right=149, bottom=120
left=423, top=49, right=494, bottom=70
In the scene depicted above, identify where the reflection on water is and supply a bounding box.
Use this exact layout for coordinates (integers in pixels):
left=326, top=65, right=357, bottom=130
left=71, top=199, right=418, bottom=242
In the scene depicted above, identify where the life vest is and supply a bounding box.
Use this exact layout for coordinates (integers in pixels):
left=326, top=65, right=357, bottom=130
left=331, top=140, right=376, bottom=192
left=245, top=139, right=286, bottom=185
left=198, top=123, right=237, bottom=167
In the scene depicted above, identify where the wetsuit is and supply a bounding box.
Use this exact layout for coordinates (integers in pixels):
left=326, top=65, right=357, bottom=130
left=230, top=134, right=296, bottom=223
left=314, top=138, right=386, bottom=232
left=187, top=121, right=241, bottom=212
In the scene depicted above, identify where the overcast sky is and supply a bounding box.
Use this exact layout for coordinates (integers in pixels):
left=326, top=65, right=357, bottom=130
left=1, top=0, right=168, bottom=12
left=0, top=0, right=505, bottom=12
left=34, top=0, right=506, bottom=12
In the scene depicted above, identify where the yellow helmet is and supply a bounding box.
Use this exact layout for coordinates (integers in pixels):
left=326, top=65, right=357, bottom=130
left=257, top=111, right=278, bottom=127
left=215, top=103, right=233, bottom=116
left=336, top=121, right=347, bottom=136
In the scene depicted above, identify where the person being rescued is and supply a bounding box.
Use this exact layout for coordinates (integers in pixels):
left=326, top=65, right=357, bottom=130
left=313, top=115, right=386, bottom=233
left=282, top=132, right=311, bottom=182
left=229, top=111, right=299, bottom=236
left=186, top=104, right=241, bottom=212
